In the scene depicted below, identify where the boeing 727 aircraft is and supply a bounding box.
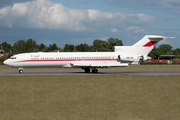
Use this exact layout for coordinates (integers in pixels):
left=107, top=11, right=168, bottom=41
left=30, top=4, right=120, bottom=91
left=3, top=35, right=173, bottom=73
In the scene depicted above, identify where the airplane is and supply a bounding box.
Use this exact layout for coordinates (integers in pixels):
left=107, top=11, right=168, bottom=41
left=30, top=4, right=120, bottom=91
left=3, top=35, right=174, bottom=74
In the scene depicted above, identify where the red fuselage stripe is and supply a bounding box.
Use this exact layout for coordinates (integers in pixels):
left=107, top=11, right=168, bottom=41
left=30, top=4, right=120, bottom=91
left=16, top=59, right=118, bottom=63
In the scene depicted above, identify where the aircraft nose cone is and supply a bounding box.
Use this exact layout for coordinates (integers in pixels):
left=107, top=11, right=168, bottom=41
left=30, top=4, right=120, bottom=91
left=3, top=60, right=7, bottom=65
left=3, top=59, right=14, bottom=67
left=3, top=60, right=8, bottom=65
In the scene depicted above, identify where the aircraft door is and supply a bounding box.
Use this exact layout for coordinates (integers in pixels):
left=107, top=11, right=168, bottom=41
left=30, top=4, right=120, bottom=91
left=118, top=55, right=121, bottom=62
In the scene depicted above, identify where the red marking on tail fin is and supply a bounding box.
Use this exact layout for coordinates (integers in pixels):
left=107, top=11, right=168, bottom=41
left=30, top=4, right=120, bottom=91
left=143, top=41, right=157, bottom=47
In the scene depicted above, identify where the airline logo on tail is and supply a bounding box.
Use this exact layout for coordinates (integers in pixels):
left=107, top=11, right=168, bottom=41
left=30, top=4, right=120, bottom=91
left=143, top=41, right=158, bottom=47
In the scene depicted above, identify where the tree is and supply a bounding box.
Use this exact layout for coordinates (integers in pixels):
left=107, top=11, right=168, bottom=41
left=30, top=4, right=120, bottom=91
left=157, top=44, right=173, bottom=56
left=76, top=43, right=90, bottom=52
left=148, top=44, right=173, bottom=59
left=48, top=43, right=58, bottom=52
left=107, top=38, right=123, bottom=51
left=12, top=38, right=38, bottom=53
left=92, top=39, right=109, bottom=52
left=148, top=47, right=158, bottom=59
left=172, top=48, right=180, bottom=59
left=57, top=47, right=64, bottom=52
left=70, top=44, right=75, bottom=52
left=63, top=44, right=75, bottom=52
left=0, top=43, right=2, bottom=50
left=2, top=42, right=12, bottom=52
left=48, top=44, right=52, bottom=51
left=39, top=43, right=47, bottom=51
left=26, top=38, right=37, bottom=52
left=12, top=40, right=26, bottom=53
left=63, top=44, right=69, bottom=52
left=52, top=43, right=58, bottom=51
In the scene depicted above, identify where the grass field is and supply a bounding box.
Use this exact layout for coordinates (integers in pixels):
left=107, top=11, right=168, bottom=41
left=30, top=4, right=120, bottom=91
left=0, top=75, right=180, bottom=120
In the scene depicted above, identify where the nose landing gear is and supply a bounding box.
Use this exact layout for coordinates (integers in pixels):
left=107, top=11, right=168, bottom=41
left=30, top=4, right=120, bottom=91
left=19, top=70, right=23, bottom=74
left=18, top=68, right=24, bottom=74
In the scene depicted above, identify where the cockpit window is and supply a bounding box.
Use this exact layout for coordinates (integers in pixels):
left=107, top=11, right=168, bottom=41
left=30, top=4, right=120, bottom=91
left=10, top=57, right=16, bottom=59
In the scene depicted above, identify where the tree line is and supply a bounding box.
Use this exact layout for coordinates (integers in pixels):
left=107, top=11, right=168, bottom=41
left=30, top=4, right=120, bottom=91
left=0, top=38, right=123, bottom=53
left=0, top=38, right=180, bottom=59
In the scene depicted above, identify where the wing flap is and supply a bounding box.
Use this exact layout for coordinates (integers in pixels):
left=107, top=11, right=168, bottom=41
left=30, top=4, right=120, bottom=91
left=71, top=62, right=128, bottom=67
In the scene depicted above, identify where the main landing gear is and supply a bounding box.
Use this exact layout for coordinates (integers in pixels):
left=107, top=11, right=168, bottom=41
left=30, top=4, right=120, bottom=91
left=92, top=69, right=98, bottom=73
left=84, top=68, right=91, bottom=73
left=84, top=68, right=98, bottom=73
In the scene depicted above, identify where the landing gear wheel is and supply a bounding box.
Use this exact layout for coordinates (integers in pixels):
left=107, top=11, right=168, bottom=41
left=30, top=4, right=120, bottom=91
left=19, top=70, right=23, bottom=74
left=84, top=68, right=90, bottom=73
left=92, top=69, right=98, bottom=73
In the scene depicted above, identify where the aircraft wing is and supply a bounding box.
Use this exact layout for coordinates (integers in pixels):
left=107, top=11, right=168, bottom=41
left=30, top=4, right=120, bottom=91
left=70, top=61, right=129, bottom=67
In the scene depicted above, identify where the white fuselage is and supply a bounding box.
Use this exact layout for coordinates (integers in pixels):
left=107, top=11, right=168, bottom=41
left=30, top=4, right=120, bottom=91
left=4, top=52, right=134, bottom=68
left=3, top=35, right=172, bottom=73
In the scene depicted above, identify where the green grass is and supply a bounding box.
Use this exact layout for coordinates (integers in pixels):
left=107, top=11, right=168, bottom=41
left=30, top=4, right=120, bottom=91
left=0, top=75, right=180, bottom=120
left=0, top=61, right=4, bottom=65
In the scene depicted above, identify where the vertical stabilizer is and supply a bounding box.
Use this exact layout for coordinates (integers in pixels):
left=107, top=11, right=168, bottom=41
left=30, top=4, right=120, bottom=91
left=114, top=35, right=174, bottom=56
left=132, top=35, right=174, bottom=55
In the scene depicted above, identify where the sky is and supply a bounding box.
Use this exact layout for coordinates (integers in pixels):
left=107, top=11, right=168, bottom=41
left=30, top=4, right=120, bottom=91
left=0, top=0, right=179, bottom=49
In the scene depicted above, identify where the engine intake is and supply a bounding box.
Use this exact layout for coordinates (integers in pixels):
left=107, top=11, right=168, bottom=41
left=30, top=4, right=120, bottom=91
left=140, top=55, right=152, bottom=62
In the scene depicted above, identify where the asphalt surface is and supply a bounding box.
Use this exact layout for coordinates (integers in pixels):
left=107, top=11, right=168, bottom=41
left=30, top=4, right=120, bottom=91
left=0, top=69, right=180, bottom=76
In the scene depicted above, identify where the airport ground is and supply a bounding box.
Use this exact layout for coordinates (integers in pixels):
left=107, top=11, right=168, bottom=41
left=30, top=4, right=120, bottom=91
left=0, top=65, right=180, bottom=120
left=1, top=65, right=180, bottom=75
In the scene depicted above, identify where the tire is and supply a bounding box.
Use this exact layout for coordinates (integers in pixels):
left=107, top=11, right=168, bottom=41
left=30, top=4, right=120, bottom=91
left=85, top=68, right=90, bottom=73
left=92, top=69, right=98, bottom=73
left=94, top=69, right=98, bottom=73
left=19, top=70, right=23, bottom=74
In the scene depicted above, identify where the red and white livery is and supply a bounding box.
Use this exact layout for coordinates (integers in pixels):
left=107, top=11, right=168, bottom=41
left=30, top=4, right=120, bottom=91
left=3, top=35, right=174, bottom=73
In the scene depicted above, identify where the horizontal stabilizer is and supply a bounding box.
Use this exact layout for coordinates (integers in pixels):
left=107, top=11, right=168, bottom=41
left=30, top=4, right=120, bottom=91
left=147, top=36, right=175, bottom=39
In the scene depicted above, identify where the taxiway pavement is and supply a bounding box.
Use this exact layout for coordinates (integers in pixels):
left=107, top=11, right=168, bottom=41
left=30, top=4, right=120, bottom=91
left=0, top=69, right=180, bottom=76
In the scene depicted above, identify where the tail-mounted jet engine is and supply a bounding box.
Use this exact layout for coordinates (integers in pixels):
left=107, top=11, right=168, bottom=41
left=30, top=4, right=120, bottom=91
left=140, top=55, right=152, bottom=62
left=118, top=54, right=140, bottom=63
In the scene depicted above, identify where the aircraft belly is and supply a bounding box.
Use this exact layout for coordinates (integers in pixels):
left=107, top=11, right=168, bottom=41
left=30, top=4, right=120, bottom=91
left=70, top=61, right=128, bottom=67
left=14, top=61, right=70, bottom=68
